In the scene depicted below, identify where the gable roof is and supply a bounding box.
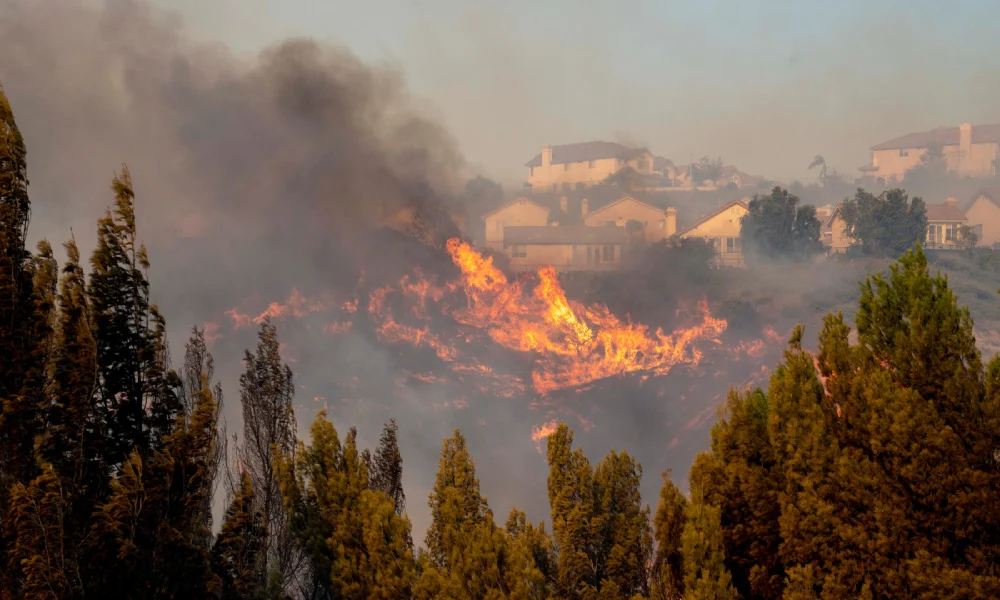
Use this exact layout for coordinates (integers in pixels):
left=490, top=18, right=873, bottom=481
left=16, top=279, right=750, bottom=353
left=871, top=124, right=1000, bottom=151
left=504, top=225, right=628, bottom=246
left=653, top=156, right=675, bottom=171
left=823, top=204, right=844, bottom=230
left=678, top=199, right=749, bottom=236
left=583, top=195, right=665, bottom=220
left=925, top=202, right=967, bottom=222
left=967, top=188, right=1000, bottom=211
left=481, top=196, right=550, bottom=220
left=525, top=141, right=649, bottom=167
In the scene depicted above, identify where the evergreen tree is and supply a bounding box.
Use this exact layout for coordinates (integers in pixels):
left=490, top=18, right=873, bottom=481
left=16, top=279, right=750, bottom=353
left=740, top=187, right=822, bottom=260
left=680, top=500, right=736, bottom=600
left=650, top=471, right=687, bottom=600
left=213, top=473, right=266, bottom=600
left=368, top=418, right=406, bottom=517
left=88, top=166, right=179, bottom=468
left=546, top=423, right=598, bottom=599
left=276, top=412, right=416, bottom=599
left=506, top=508, right=556, bottom=591
left=688, top=387, right=784, bottom=600
left=232, top=317, right=298, bottom=592
left=840, top=188, right=927, bottom=256
left=592, top=450, right=653, bottom=598
left=425, top=430, right=489, bottom=568
left=0, top=82, right=35, bottom=592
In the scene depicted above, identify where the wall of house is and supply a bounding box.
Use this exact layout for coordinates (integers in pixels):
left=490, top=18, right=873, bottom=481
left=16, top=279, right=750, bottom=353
left=582, top=199, right=674, bottom=242
left=871, top=142, right=998, bottom=181
left=526, top=151, right=654, bottom=191
left=680, top=204, right=747, bottom=266
left=507, top=243, right=621, bottom=272
left=965, top=196, right=1000, bottom=246
left=953, top=143, right=999, bottom=177
left=484, top=201, right=549, bottom=250
left=829, top=216, right=850, bottom=252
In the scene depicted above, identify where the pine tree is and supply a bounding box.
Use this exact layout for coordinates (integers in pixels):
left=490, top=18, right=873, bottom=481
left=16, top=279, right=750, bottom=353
left=680, top=500, right=736, bottom=600
left=650, top=471, right=687, bottom=600
left=546, top=423, right=598, bottom=599
left=39, top=237, right=98, bottom=488
left=369, top=418, right=406, bottom=517
left=0, top=82, right=36, bottom=593
left=425, top=430, right=489, bottom=567
left=506, top=507, right=556, bottom=591
left=688, top=387, right=784, bottom=600
left=213, top=473, right=266, bottom=600
left=88, top=166, right=179, bottom=468
left=232, top=317, right=298, bottom=592
left=592, top=450, right=653, bottom=598
left=276, top=412, right=416, bottom=599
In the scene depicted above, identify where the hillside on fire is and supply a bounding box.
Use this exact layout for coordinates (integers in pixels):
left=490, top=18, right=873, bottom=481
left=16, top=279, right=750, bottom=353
left=3, top=64, right=1000, bottom=600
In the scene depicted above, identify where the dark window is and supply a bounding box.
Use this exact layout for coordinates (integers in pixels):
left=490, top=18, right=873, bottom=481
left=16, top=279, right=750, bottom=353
left=564, top=163, right=570, bottom=171
left=899, top=149, right=909, bottom=157
left=638, top=159, right=648, bottom=170
left=589, top=160, right=596, bottom=168
left=511, top=245, right=527, bottom=258
left=602, top=245, right=615, bottom=261
left=726, top=237, right=742, bottom=253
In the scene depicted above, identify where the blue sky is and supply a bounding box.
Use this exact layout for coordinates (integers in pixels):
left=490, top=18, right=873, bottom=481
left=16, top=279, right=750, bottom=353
left=153, top=0, right=1000, bottom=186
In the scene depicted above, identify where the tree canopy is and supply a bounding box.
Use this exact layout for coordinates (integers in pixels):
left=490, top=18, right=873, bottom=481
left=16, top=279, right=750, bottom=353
left=740, top=187, right=823, bottom=260
left=840, top=187, right=928, bottom=256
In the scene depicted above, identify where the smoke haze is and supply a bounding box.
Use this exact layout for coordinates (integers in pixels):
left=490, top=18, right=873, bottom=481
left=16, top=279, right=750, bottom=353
left=4, top=0, right=999, bottom=544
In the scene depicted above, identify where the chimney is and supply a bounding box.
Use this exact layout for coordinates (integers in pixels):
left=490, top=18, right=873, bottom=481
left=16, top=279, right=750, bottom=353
left=560, top=196, right=568, bottom=213
left=944, top=196, right=958, bottom=207
left=960, top=123, right=972, bottom=163
left=665, top=207, right=677, bottom=236
left=542, top=145, right=553, bottom=168
left=581, top=198, right=589, bottom=217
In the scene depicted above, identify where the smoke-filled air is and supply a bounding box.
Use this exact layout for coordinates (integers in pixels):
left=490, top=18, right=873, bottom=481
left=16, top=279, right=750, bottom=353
left=1, top=0, right=999, bottom=598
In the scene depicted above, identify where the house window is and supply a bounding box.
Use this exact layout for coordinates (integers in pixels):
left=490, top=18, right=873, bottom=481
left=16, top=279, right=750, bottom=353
left=602, top=245, right=615, bottom=261
left=899, top=149, right=909, bottom=157
left=587, top=246, right=595, bottom=264
left=589, top=160, right=596, bottom=168
left=637, top=159, right=648, bottom=171
left=564, top=163, right=570, bottom=171
left=726, top=237, right=742, bottom=253
left=510, top=245, right=527, bottom=258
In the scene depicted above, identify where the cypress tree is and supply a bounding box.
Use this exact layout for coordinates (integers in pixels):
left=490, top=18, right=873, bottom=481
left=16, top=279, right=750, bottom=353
left=592, top=450, right=653, bottom=598
left=680, top=500, right=736, bottom=600
left=213, top=473, right=266, bottom=600
left=88, top=166, right=179, bottom=468
left=650, top=471, right=687, bottom=600
left=369, top=418, right=406, bottom=517
left=232, top=317, right=298, bottom=592
left=546, top=423, right=598, bottom=599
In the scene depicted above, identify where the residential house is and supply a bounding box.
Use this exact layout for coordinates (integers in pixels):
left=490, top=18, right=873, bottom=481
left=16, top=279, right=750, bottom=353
left=822, top=205, right=851, bottom=253
left=678, top=199, right=749, bottom=267
left=653, top=156, right=679, bottom=179
left=525, top=141, right=655, bottom=192
left=924, top=197, right=968, bottom=248
left=672, top=164, right=765, bottom=190
left=581, top=195, right=678, bottom=242
left=859, top=123, right=1000, bottom=183
left=483, top=197, right=550, bottom=251
left=503, top=225, right=627, bottom=273
left=964, top=188, right=1000, bottom=247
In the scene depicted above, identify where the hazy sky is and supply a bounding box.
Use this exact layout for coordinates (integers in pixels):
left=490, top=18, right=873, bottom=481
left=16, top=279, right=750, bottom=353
left=150, top=0, right=1000, bottom=185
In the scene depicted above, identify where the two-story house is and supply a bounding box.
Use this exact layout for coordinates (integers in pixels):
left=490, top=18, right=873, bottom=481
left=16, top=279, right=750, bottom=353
left=503, top=225, right=628, bottom=273
left=924, top=197, right=968, bottom=248
left=678, top=199, right=749, bottom=267
left=525, top=141, right=655, bottom=192
left=859, top=123, right=1000, bottom=183
left=581, top=195, right=677, bottom=243
left=965, top=188, right=1000, bottom=246
left=482, top=197, right=550, bottom=251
